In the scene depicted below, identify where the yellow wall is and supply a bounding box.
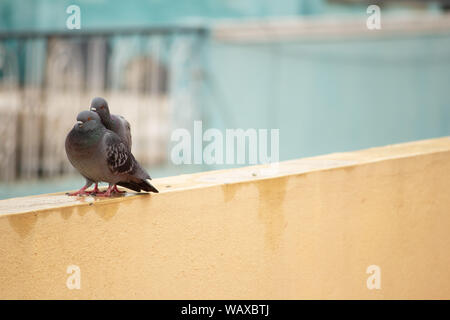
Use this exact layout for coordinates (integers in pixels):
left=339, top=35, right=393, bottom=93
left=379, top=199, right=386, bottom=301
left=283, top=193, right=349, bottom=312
left=0, top=137, right=449, bottom=299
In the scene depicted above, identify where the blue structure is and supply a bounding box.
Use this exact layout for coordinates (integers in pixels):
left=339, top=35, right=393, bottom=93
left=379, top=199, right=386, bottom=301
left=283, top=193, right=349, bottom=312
left=205, top=33, right=450, bottom=162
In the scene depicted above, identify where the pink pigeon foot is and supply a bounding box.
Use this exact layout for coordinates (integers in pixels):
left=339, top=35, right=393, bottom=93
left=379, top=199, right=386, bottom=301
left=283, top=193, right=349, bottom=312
left=94, top=184, right=115, bottom=197
left=113, top=185, right=126, bottom=194
left=90, top=183, right=100, bottom=194
left=67, top=185, right=91, bottom=196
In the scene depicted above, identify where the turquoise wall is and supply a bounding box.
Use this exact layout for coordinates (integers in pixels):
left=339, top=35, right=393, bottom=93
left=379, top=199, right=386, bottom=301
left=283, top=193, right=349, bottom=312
left=204, top=34, right=450, bottom=163
left=0, top=0, right=321, bottom=31
left=1, top=0, right=442, bottom=31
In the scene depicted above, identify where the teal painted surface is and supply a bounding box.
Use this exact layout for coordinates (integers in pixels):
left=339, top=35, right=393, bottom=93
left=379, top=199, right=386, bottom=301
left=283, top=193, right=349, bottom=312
left=0, top=0, right=318, bottom=31
left=204, top=34, right=450, bottom=163
left=0, top=0, right=442, bottom=31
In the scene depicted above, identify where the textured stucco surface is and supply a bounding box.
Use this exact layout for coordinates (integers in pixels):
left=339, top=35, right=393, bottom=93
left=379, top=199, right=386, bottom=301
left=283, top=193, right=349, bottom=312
left=0, top=137, right=449, bottom=299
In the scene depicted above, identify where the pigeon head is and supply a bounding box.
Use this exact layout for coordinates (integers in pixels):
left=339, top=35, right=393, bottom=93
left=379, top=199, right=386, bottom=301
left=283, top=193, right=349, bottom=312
left=90, top=97, right=111, bottom=122
left=75, top=110, right=102, bottom=131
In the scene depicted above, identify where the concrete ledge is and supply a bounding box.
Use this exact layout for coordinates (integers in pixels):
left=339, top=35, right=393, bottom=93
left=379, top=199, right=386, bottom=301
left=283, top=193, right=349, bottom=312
left=0, top=137, right=449, bottom=299
left=212, top=14, right=450, bottom=43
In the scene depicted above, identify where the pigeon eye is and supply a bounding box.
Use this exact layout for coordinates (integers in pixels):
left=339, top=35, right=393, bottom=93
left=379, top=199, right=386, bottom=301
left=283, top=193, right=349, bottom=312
left=87, top=117, right=92, bottom=121
left=100, top=106, right=104, bottom=110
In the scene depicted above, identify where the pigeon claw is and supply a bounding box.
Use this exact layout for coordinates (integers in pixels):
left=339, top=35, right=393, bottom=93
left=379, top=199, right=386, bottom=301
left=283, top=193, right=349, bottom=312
left=94, top=185, right=115, bottom=197
left=94, top=191, right=113, bottom=197
left=113, top=185, right=126, bottom=194
left=94, top=184, right=126, bottom=197
left=67, top=190, right=91, bottom=196
left=66, top=184, right=99, bottom=196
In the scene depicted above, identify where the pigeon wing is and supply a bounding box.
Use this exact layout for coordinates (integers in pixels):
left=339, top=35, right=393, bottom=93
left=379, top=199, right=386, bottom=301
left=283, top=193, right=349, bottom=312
left=113, top=114, right=132, bottom=150
left=123, top=117, right=132, bottom=150
left=105, top=133, right=135, bottom=175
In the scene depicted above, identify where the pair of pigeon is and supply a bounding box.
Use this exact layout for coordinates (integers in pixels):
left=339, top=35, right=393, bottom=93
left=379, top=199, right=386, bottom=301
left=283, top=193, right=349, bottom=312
left=65, top=97, right=158, bottom=197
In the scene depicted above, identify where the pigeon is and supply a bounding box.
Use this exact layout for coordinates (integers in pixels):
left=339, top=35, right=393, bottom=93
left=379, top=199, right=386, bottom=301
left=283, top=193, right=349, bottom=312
left=90, top=97, right=132, bottom=149
left=65, top=110, right=158, bottom=197
left=89, top=97, right=133, bottom=193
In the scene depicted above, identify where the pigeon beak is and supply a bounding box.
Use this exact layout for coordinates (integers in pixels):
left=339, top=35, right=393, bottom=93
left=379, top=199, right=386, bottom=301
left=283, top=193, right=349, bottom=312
left=77, top=121, right=83, bottom=127
left=91, top=107, right=96, bottom=111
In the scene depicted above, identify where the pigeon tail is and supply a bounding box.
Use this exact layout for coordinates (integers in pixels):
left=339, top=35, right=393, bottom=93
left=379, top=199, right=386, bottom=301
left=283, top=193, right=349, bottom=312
left=139, top=179, right=159, bottom=193
left=117, top=179, right=159, bottom=193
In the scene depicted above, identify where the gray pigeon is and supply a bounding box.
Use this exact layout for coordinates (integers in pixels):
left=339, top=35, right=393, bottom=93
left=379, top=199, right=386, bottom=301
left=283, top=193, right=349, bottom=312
left=89, top=97, right=132, bottom=194
left=65, top=110, right=158, bottom=196
left=90, top=97, right=132, bottom=150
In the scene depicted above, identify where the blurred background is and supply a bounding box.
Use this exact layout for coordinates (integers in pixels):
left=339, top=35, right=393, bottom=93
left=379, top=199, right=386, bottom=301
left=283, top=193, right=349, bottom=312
left=0, top=0, right=449, bottom=199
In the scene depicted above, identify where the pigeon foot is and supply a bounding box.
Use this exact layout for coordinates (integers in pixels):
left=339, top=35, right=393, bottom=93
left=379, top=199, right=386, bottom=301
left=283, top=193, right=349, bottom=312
left=67, top=190, right=91, bottom=196
left=66, top=183, right=95, bottom=196
left=94, top=185, right=115, bottom=197
left=113, top=185, right=126, bottom=194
